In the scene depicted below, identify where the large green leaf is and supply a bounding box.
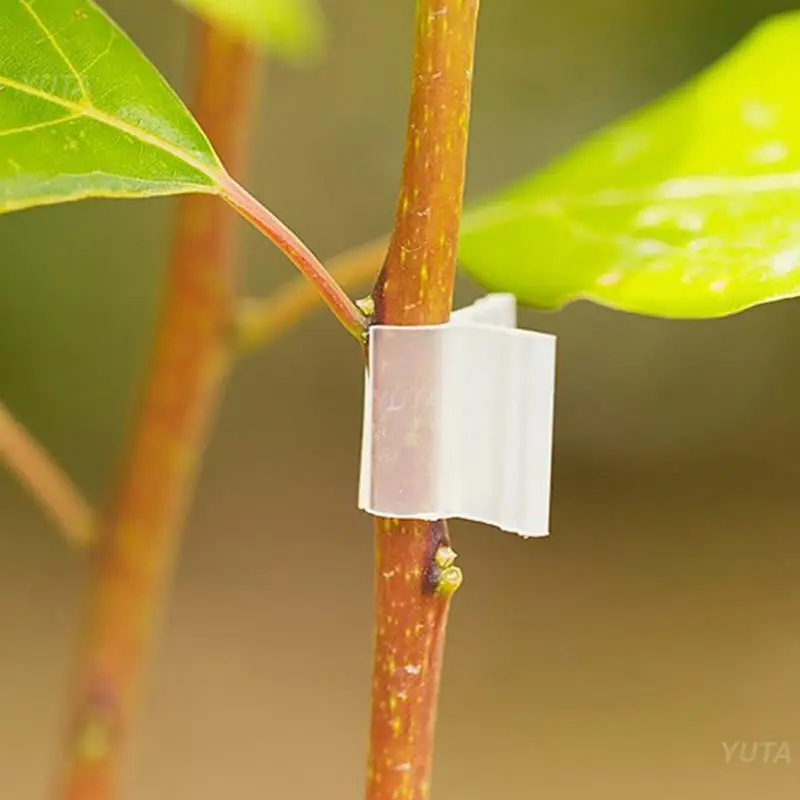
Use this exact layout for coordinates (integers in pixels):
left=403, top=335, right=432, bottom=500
left=0, top=0, right=223, bottom=215
left=459, top=12, right=800, bottom=318
left=176, top=0, right=323, bottom=62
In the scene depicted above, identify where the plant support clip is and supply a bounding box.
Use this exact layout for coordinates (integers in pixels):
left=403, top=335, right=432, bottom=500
left=359, top=294, right=556, bottom=537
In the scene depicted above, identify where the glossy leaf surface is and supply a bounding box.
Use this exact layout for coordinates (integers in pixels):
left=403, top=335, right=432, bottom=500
left=0, top=0, right=222, bottom=215
left=459, top=13, right=800, bottom=317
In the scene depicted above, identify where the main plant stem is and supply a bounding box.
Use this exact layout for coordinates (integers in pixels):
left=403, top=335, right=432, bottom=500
left=366, top=2, right=480, bottom=799
left=58, top=25, right=258, bottom=800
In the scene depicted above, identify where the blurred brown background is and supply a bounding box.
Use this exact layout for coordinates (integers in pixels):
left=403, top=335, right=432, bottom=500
left=2, top=0, right=800, bottom=797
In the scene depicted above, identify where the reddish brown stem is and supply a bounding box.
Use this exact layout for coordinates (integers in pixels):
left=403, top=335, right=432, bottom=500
left=220, top=176, right=369, bottom=341
left=57, top=24, right=259, bottom=800
left=366, top=2, right=480, bottom=799
left=237, top=235, right=387, bottom=354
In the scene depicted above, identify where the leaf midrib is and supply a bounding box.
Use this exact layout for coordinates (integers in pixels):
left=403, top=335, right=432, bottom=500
left=0, top=73, right=223, bottom=187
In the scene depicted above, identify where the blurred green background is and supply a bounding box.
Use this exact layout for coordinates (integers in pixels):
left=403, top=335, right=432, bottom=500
left=2, top=0, right=799, bottom=797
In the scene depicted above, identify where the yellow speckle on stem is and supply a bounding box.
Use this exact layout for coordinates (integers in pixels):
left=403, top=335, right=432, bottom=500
left=76, top=720, right=111, bottom=764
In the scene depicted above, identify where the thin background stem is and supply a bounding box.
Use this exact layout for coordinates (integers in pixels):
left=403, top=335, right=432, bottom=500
left=0, top=228, right=383, bottom=544
left=0, top=402, right=94, bottom=546
left=366, top=1, right=480, bottom=799
left=57, top=23, right=259, bottom=800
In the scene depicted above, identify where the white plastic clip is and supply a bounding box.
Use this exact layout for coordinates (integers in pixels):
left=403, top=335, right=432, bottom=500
left=358, top=294, right=556, bottom=537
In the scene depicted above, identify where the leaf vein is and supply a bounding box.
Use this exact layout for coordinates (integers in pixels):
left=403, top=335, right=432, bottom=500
left=0, top=113, right=78, bottom=138
left=19, top=0, right=87, bottom=99
left=0, top=74, right=220, bottom=184
left=79, top=29, right=117, bottom=78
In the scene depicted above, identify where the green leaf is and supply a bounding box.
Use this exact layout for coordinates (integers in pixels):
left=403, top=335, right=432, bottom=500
left=459, top=12, right=800, bottom=318
left=0, top=0, right=223, bottom=215
left=176, top=0, right=324, bottom=63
